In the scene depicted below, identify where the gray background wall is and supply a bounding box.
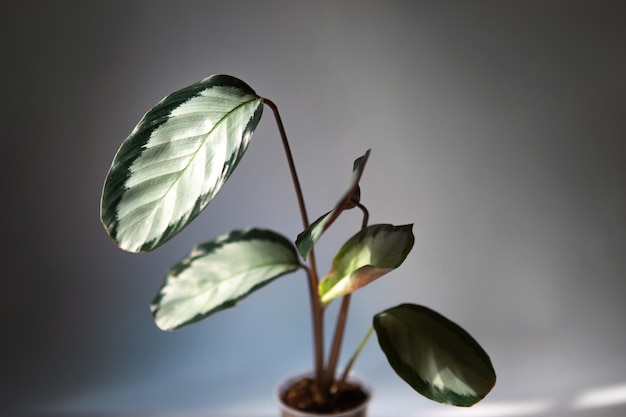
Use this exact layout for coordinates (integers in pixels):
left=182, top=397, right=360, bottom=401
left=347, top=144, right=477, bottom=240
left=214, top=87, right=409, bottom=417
left=2, top=1, right=625, bottom=416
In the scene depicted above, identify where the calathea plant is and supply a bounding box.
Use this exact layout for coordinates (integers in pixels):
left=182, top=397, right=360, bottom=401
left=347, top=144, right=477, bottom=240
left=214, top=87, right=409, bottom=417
left=100, top=74, right=496, bottom=413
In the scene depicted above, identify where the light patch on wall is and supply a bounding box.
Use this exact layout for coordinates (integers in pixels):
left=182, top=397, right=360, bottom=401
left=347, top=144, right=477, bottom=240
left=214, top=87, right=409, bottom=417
left=572, top=383, right=626, bottom=410
left=419, top=399, right=553, bottom=417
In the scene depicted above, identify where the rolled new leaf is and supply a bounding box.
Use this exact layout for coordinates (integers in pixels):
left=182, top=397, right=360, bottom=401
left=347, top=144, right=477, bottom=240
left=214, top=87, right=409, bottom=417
left=151, top=228, right=300, bottom=331
left=296, top=150, right=370, bottom=259
left=374, top=304, right=496, bottom=407
left=101, top=74, right=264, bottom=252
left=318, top=224, right=414, bottom=305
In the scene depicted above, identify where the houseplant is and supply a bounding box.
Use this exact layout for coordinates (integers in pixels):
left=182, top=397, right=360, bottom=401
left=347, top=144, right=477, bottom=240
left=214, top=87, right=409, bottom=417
left=100, top=74, right=496, bottom=415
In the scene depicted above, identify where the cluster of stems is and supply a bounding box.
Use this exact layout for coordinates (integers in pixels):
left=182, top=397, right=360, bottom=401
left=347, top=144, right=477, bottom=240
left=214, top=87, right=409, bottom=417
left=264, top=99, right=372, bottom=402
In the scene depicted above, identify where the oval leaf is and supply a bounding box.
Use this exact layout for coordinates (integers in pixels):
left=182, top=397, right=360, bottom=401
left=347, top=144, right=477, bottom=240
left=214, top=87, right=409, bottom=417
left=373, top=304, right=496, bottom=407
left=296, top=150, right=370, bottom=259
left=151, top=228, right=300, bottom=331
left=101, top=74, right=264, bottom=252
left=318, top=224, right=414, bottom=305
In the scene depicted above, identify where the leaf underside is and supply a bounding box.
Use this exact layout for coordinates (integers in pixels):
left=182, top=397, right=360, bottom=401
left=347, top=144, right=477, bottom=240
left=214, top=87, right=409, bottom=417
left=101, top=74, right=263, bottom=253
left=374, top=304, right=496, bottom=407
left=318, top=223, right=414, bottom=305
left=151, top=228, right=300, bottom=331
left=296, top=150, right=370, bottom=259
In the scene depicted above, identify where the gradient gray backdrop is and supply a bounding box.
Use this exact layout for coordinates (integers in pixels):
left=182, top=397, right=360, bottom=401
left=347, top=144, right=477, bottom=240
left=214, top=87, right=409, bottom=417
left=2, top=1, right=625, bottom=416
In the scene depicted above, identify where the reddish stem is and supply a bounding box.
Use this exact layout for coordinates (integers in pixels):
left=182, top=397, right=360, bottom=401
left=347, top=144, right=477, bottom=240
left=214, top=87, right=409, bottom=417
left=263, top=98, right=325, bottom=395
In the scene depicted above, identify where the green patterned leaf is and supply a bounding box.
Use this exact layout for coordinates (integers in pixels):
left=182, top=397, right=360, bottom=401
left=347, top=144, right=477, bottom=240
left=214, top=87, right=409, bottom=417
left=374, top=304, right=496, bottom=407
left=151, top=228, right=300, bottom=331
left=101, top=74, right=263, bottom=252
left=318, top=224, right=414, bottom=305
left=296, top=150, right=370, bottom=259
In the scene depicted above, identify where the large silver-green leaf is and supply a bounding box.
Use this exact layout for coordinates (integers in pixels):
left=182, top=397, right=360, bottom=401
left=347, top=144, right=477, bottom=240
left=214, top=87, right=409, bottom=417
left=374, top=304, right=496, bottom=407
left=296, top=150, right=370, bottom=259
left=151, top=228, right=300, bottom=331
left=101, top=74, right=264, bottom=253
left=318, top=224, right=414, bottom=305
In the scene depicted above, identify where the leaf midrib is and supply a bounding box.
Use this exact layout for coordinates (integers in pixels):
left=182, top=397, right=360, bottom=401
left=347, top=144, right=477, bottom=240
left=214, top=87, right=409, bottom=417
left=122, top=96, right=260, bottom=242
left=165, top=258, right=298, bottom=307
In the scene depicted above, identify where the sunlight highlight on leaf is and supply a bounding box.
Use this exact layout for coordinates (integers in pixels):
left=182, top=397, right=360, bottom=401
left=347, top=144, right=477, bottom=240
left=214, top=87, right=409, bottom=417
left=318, top=224, right=414, bottom=305
left=151, top=228, right=300, bottom=331
left=101, top=75, right=263, bottom=252
left=374, top=304, right=496, bottom=407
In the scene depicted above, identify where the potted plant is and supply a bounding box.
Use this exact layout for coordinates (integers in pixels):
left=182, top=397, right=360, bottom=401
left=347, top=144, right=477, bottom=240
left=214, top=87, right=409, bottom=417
left=100, top=74, right=496, bottom=416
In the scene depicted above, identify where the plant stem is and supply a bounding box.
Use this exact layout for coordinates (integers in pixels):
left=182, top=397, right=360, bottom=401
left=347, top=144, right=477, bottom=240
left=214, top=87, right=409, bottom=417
left=340, top=326, right=374, bottom=385
left=263, top=98, right=325, bottom=390
left=355, top=202, right=369, bottom=230
left=324, top=201, right=370, bottom=389
left=325, top=294, right=351, bottom=390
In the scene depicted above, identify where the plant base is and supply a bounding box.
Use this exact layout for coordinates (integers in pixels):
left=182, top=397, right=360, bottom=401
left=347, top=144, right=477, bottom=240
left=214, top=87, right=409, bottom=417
left=278, top=372, right=370, bottom=417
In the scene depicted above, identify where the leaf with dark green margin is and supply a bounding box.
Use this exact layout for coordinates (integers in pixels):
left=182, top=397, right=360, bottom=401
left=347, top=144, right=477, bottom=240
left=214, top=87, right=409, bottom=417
left=151, top=228, right=300, bottom=331
left=318, top=224, right=414, bottom=305
left=101, top=74, right=264, bottom=253
left=296, top=150, right=370, bottom=259
left=373, top=304, right=496, bottom=407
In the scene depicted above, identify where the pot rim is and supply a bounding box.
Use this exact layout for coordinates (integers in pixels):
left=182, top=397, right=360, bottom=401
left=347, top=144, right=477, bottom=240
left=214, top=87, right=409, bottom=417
left=276, top=370, right=372, bottom=417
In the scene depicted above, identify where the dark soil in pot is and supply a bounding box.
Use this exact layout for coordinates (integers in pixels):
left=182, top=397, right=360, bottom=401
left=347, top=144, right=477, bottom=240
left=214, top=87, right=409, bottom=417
left=281, top=376, right=368, bottom=414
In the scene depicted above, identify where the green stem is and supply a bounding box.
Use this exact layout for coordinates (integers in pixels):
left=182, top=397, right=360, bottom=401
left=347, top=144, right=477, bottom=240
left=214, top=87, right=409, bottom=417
left=340, top=326, right=374, bottom=385
left=263, top=98, right=325, bottom=392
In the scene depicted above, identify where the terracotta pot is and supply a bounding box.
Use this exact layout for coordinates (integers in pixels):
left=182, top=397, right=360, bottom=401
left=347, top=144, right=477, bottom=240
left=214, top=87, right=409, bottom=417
left=277, top=371, right=371, bottom=417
